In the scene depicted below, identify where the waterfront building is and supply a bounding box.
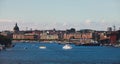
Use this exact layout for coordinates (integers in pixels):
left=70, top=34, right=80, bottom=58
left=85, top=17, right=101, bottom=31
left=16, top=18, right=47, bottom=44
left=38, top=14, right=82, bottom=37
left=24, top=33, right=38, bottom=40
left=57, top=31, right=64, bottom=41
left=110, top=31, right=117, bottom=44
left=13, top=33, right=24, bottom=40
left=64, top=32, right=93, bottom=44
left=64, top=32, right=92, bottom=40
left=63, top=33, right=81, bottom=40
left=40, top=32, right=58, bottom=41
left=99, top=33, right=108, bottom=40
left=117, top=30, right=120, bottom=43
left=108, top=30, right=120, bottom=44
left=13, top=31, right=39, bottom=41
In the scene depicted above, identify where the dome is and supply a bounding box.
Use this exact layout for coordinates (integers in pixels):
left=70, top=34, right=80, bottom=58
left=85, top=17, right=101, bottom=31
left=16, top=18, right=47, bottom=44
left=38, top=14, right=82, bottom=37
left=13, top=23, right=19, bottom=32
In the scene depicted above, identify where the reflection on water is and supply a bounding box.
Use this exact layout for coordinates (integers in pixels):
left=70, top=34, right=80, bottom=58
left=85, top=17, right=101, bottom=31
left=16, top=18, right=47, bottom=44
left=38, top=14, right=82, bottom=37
left=0, top=42, right=120, bottom=64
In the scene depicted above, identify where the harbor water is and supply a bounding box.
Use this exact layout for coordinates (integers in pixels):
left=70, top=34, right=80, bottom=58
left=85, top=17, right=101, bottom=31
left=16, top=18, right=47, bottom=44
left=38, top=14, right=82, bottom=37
left=0, top=42, right=120, bottom=64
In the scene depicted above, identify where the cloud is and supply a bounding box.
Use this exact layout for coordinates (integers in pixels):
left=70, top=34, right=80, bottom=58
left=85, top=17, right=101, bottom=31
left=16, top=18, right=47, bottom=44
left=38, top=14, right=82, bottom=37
left=63, top=22, right=67, bottom=26
left=101, top=19, right=105, bottom=23
left=85, top=19, right=91, bottom=25
left=0, top=19, right=13, bottom=22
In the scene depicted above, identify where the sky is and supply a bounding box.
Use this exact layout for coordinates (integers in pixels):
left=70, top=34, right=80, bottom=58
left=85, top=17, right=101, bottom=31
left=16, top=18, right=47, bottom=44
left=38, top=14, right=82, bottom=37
left=0, top=0, right=120, bottom=31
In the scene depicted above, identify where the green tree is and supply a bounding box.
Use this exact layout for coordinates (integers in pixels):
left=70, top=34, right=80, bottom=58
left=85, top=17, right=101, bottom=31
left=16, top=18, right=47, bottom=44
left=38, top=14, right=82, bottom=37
left=0, top=35, right=12, bottom=47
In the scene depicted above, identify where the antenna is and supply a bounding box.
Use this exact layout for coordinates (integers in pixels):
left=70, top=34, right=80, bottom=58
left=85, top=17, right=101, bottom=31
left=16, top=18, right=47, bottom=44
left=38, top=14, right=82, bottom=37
left=113, top=25, right=116, bottom=31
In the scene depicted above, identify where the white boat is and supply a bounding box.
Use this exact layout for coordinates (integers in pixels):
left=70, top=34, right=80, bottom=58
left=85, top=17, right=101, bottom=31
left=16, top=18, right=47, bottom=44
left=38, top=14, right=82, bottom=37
left=114, top=44, right=120, bottom=47
left=39, top=46, right=46, bottom=49
left=63, top=44, right=72, bottom=50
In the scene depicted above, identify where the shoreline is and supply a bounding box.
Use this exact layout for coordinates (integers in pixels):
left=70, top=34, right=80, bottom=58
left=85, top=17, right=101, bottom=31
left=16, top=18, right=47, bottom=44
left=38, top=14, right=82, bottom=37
left=12, top=41, right=120, bottom=48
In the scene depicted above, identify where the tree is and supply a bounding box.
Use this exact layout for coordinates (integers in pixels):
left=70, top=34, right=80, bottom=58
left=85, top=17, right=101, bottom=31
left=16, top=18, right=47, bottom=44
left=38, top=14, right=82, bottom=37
left=66, top=28, right=76, bottom=33
left=0, top=35, right=12, bottom=47
left=70, top=28, right=76, bottom=33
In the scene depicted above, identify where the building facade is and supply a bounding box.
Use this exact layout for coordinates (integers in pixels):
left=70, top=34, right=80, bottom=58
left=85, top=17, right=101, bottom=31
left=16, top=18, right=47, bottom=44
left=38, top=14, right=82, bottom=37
left=40, top=33, right=58, bottom=41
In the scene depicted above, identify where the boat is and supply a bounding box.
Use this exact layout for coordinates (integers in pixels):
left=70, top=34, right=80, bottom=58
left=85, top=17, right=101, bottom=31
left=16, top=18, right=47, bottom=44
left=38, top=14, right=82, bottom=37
left=113, top=44, right=120, bottom=48
left=39, top=46, right=46, bottom=49
left=62, top=44, right=72, bottom=50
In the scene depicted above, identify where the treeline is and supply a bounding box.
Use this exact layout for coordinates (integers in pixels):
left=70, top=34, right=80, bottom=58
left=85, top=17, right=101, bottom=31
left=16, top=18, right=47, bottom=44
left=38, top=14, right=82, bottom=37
left=0, top=35, right=12, bottom=47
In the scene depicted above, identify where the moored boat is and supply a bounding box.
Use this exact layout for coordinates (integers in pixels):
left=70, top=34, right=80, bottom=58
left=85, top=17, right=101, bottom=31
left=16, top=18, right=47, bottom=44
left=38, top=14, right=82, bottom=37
left=113, top=44, right=120, bottom=47
left=39, top=46, right=46, bottom=49
left=63, top=44, right=72, bottom=50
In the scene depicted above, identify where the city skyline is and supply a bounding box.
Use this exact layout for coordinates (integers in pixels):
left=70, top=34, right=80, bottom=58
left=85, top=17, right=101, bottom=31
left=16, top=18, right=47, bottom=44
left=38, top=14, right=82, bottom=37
left=0, top=0, right=120, bottom=31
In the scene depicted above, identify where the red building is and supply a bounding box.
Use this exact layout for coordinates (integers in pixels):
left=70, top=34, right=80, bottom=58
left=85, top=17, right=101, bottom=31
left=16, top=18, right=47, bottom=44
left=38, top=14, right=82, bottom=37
left=110, top=32, right=117, bottom=44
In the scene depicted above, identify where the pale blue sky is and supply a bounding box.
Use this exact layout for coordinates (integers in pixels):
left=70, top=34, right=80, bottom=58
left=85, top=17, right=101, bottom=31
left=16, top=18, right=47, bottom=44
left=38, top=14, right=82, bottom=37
left=0, top=0, right=120, bottom=31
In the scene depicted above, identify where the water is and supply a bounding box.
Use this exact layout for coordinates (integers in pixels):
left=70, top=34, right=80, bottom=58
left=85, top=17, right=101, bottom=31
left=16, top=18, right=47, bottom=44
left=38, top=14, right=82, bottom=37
left=0, top=42, right=120, bottom=64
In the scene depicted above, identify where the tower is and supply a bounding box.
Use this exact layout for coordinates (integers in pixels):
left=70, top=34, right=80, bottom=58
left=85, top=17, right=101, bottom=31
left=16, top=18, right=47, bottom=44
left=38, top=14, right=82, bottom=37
left=13, top=23, right=19, bottom=33
left=107, top=27, right=112, bottom=31
left=113, top=25, right=116, bottom=31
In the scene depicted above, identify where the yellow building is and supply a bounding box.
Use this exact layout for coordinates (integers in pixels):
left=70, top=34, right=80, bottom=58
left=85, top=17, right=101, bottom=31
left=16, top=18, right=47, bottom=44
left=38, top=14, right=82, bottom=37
left=64, top=32, right=92, bottom=40
left=40, top=33, right=58, bottom=40
left=13, top=33, right=24, bottom=40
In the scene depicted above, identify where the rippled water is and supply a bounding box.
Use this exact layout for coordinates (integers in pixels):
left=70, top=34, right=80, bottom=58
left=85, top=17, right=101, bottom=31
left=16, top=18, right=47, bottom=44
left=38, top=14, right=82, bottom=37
left=0, top=42, right=120, bottom=64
